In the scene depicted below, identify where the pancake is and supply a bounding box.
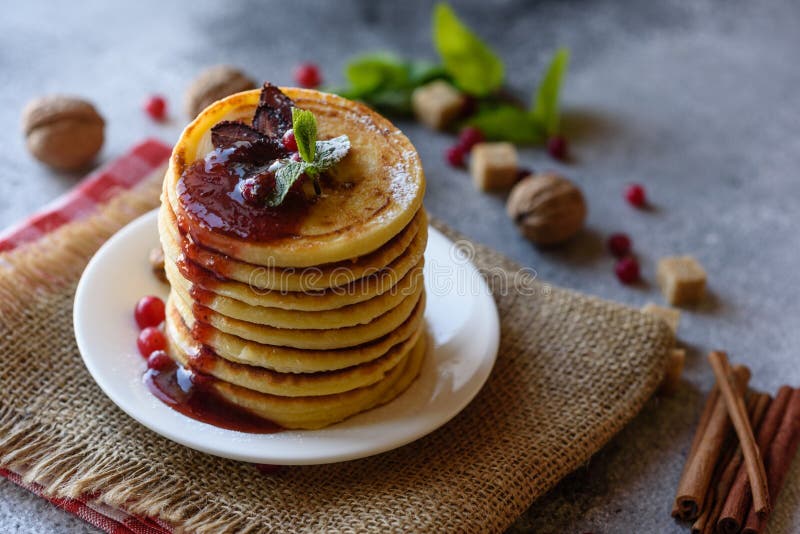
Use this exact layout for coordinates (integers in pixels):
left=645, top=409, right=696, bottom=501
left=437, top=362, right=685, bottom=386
left=164, top=87, right=425, bottom=267
left=207, top=334, right=427, bottom=429
left=171, top=284, right=424, bottom=350
left=167, top=257, right=424, bottom=329
left=164, top=296, right=426, bottom=373
left=159, top=200, right=427, bottom=292
left=166, top=301, right=422, bottom=397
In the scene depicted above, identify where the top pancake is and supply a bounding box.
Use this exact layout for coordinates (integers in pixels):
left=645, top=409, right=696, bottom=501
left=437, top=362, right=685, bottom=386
left=164, top=87, right=425, bottom=267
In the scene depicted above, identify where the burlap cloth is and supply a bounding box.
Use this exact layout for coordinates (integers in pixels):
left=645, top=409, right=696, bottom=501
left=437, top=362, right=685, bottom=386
left=0, top=168, right=673, bottom=533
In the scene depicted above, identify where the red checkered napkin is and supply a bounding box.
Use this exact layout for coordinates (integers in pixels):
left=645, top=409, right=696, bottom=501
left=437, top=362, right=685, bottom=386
left=0, top=139, right=174, bottom=534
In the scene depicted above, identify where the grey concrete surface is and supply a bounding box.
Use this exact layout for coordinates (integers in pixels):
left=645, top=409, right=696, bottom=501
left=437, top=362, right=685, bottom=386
left=2, top=0, right=799, bottom=532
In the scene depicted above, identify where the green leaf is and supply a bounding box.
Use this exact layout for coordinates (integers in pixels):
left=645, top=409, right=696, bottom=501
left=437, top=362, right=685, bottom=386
left=432, top=3, right=504, bottom=96
left=267, top=135, right=351, bottom=207
left=291, top=107, right=317, bottom=162
left=267, top=160, right=306, bottom=207
left=407, top=60, right=449, bottom=87
left=345, top=53, right=409, bottom=95
left=531, top=47, right=570, bottom=136
left=467, top=105, right=545, bottom=145
left=314, top=135, right=351, bottom=168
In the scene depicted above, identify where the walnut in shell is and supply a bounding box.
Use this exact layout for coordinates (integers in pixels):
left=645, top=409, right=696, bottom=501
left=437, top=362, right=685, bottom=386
left=22, top=96, right=104, bottom=171
left=185, top=65, right=256, bottom=119
left=506, top=173, right=587, bottom=245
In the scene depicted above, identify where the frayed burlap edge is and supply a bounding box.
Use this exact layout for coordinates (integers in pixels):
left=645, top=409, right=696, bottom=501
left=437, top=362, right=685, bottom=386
left=0, top=167, right=674, bottom=533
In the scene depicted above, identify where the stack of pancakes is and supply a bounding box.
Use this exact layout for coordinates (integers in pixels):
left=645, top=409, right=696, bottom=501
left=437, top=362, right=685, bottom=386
left=158, top=87, right=427, bottom=429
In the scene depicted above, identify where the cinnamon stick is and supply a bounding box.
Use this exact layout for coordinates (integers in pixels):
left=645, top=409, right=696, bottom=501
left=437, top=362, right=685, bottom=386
left=708, top=351, right=771, bottom=516
left=674, top=365, right=751, bottom=521
left=672, top=386, right=720, bottom=518
left=693, top=392, right=771, bottom=534
left=718, top=385, right=793, bottom=534
left=742, top=387, right=800, bottom=534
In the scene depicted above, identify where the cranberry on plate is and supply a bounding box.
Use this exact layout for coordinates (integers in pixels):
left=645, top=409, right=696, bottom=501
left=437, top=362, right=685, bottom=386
left=134, top=295, right=165, bottom=329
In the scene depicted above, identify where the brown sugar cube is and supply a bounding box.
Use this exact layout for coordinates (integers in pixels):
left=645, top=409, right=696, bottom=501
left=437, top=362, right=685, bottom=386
left=470, top=142, right=519, bottom=191
left=411, top=80, right=466, bottom=130
left=658, top=348, right=686, bottom=396
left=641, top=302, right=681, bottom=335
left=657, top=255, right=707, bottom=305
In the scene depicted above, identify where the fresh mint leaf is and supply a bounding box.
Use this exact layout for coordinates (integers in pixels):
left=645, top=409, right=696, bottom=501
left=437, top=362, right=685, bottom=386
left=268, top=160, right=306, bottom=207
left=314, top=135, right=351, bottom=169
left=531, top=48, right=570, bottom=136
left=346, top=53, right=409, bottom=95
left=467, top=105, right=544, bottom=145
left=432, top=2, right=504, bottom=97
left=291, top=107, right=317, bottom=162
left=334, top=55, right=449, bottom=116
left=267, top=135, right=351, bottom=207
left=407, top=60, right=448, bottom=87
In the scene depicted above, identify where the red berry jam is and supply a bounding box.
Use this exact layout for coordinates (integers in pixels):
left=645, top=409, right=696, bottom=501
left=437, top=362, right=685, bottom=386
left=281, top=129, right=298, bottom=151
left=137, top=327, right=167, bottom=358
left=607, top=233, right=632, bottom=258
left=457, top=127, right=484, bottom=152
left=146, top=350, right=173, bottom=371
left=144, top=357, right=282, bottom=434
left=294, top=63, right=322, bottom=89
left=144, top=95, right=167, bottom=121
left=625, top=184, right=647, bottom=207
left=615, top=256, right=640, bottom=284
left=445, top=145, right=466, bottom=167
left=134, top=295, right=165, bottom=329
left=547, top=136, right=568, bottom=160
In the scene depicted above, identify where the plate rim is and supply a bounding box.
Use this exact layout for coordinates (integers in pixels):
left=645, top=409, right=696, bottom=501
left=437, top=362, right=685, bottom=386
left=74, top=209, right=500, bottom=465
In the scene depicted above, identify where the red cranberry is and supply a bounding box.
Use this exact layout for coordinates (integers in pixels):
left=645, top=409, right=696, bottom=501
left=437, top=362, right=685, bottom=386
left=607, top=233, right=632, bottom=258
left=137, top=327, right=166, bottom=358
left=294, top=63, right=322, bottom=89
left=146, top=350, right=173, bottom=371
left=614, top=256, right=640, bottom=285
left=457, top=127, right=484, bottom=152
left=625, top=184, right=647, bottom=207
left=445, top=145, right=466, bottom=167
left=144, top=95, right=167, bottom=121
left=134, top=295, right=165, bottom=329
left=547, top=136, right=568, bottom=160
left=240, top=174, right=274, bottom=205
left=290, top=152, right=302, bottom=162
left=282, top=129, right=298, bottom=151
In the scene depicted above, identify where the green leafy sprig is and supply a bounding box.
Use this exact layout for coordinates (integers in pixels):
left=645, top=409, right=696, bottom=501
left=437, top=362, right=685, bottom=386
left=267, top=108, right=350, bottom=207
left=330, top=2, right=570, bottom=146
left=467, top=47, right=570, bottom=143
left=432, top=3, right=504, bottom=97
left=331, top=53, right=448, bottom=115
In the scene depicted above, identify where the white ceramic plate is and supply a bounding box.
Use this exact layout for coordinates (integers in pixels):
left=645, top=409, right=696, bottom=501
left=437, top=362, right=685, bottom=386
left=74, top=210, right=499, bottom=465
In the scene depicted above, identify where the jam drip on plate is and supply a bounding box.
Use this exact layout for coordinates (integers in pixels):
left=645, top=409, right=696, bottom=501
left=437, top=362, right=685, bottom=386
left=144, top=358, right=283, bottom=434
